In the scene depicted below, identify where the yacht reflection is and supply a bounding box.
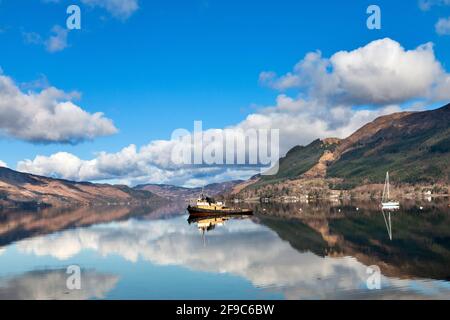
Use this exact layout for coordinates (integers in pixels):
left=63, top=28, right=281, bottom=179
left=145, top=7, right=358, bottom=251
left=254, top=199, right=450, bottom=281
left=382, top=209, right=393, bottom=241
left=381, top=203, right=403, bottom=241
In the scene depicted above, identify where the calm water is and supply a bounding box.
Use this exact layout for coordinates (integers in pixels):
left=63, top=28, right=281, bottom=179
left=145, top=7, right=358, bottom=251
left=0, top=200, right=449, bottom=300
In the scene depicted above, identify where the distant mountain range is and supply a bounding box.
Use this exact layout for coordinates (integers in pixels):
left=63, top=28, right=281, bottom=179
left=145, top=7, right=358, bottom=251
left=0, top=167, right=163, bottom=209
left=1, top=104, right=448, bottom=207
left=0, top=164, right=242, bottom=209
left=135, top=181, right=243, bottom=201
left=235, top=103, right=450, bottom=198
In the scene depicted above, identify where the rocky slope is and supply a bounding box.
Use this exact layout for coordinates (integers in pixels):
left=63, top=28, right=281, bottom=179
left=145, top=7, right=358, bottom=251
left=328, top=103, right=450, bottom=184
left=236, top=104, right=450, bottom=199
left=0, top=167, right=163, bottom=209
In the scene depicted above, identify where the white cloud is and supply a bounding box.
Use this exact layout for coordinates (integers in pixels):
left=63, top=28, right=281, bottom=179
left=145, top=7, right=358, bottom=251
left=45, top=25, right=69, bottom=53
left=436, top=17, right=450, bottom=35
left=22, top=31, right=42, bottom=45
left=15, top=38, right=449, bottom=186
left=419, top=0, right=450, bottom=11
left=82, top=0, right=139, bottom=19
left=236, top=95, right=402, bottom=154
left=260, top=38, right=450, bottom=105
left=15, top=99, right=396, bottom=185
left=35, top=1, right=139, bottom=54
left=418, top=1, right=450, bottom=36
left=23, top=25, right=69, bottom=53
left=44, top=0, right=139, bottom=20
left=17, top=144, right=258, bottom=186
left=0, top=71, right=117, bottom=144
left=0, top=160, right=7, bottom=168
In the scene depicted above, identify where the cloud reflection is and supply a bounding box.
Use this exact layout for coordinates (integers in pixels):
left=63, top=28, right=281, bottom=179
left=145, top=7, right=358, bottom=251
left=0, top=269, right=118, bottom=300
left=13, top=217, right=450, bottom=300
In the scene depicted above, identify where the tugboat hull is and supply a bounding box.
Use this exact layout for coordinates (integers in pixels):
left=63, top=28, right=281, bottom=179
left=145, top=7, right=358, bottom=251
left=187, top=205, right=253, bottom=216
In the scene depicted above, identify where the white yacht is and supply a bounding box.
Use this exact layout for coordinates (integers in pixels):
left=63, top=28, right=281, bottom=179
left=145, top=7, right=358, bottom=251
left=381, top=171, right=400, bottom=210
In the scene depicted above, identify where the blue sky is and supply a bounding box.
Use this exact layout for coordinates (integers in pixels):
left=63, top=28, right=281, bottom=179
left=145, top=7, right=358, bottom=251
left=0, top=0, right=449, bottom=186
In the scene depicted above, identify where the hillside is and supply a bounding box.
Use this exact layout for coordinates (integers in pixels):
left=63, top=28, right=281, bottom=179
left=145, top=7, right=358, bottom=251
left=135, top=180, right=243, bottom=201
left=237, top=104, right=450, bottom=198
left=0, top=167, right=163, bottom=209
left=328, top=104, right=450, bottom=184
left=245, top=138, right=341, bottom=190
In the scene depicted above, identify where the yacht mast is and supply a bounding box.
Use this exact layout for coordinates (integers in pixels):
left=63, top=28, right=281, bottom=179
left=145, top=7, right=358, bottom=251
left=381, top=171, right=399, bottom=209
left=387, top=171, right=390, bottom=200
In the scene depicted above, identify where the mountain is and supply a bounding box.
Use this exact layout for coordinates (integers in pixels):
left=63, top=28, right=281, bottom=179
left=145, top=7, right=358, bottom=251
left=2, top=104, right=448, bottom=206
left=135, top=180, right=243, bottom=201
left=328, top=103, right=450, bottom=184
left=237, top=104, right=450, bottom=198
left=0, top=167, right=163, bottom=209
left=243, top=138, right=341, bottom=190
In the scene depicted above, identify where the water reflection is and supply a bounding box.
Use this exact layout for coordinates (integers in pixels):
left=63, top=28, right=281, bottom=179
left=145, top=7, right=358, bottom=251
left=187, top=214, right=253, bottom=245
left=0, top=269, right=118, bottom=300
left=382, top=210, right=393, bottom=241
left=0, top=199, right=449, bottom=299
left=252, top=199, right=450, bottom=281
left=0, top=201, right=184, bottom=247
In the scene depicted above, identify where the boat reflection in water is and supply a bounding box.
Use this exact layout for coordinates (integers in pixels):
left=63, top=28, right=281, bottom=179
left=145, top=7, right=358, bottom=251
left=188, top=213, right=253, bottom=245
left=1, top=199, right=450, bottom=299
left=187, top=194, right=254, bottom=244
left=188, top=214, right=252, bottom=232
